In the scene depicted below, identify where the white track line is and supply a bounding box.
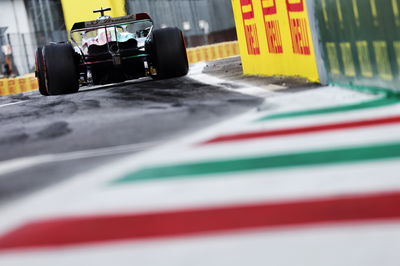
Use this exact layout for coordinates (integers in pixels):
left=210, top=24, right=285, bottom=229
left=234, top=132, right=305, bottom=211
left=0, top=101, right=27, bottom=108
left=0, top=141, right=159, bottom=177
left=189, top=63, right=273, bottom=97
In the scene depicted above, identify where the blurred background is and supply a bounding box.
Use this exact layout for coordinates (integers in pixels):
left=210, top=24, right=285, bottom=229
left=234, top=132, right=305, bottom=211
left=0, top=0, right=237, bottom=76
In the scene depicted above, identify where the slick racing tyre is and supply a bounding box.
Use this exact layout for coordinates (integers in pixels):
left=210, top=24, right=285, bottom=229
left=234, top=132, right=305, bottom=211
left=43, top=43, right=79, bottom=95
left=149, top=27, right=189, bottom=79
left=35, top=47, right=48, bottom=96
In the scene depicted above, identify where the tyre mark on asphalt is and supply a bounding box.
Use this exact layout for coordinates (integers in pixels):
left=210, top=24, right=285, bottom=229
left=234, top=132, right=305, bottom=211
left=36, top=121, right=72, bottom=139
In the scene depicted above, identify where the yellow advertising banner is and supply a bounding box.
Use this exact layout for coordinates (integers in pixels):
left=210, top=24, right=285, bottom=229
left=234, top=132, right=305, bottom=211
left=60, top=0, right=126, bottom=31
left=231, top=0, right=320, bottom=82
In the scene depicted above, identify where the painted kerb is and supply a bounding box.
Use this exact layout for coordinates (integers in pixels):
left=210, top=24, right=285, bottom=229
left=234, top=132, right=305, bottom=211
left=231, top=0, right=320, bottom=82
left=315, top=0, right=400, bottom=91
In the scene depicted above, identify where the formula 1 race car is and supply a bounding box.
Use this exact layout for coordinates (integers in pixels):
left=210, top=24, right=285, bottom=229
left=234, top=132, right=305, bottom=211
left=35, top=8, right=189, bottom=96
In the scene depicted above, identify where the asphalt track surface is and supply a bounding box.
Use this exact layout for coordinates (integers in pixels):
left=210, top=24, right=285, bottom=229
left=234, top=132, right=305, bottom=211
left=0, top=75, right=262, bottom=205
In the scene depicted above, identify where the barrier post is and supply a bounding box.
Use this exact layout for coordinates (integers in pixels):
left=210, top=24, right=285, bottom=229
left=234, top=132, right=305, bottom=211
left=195, top=48, right=203, bottom=63
left=29, top=77, right=39, bottom=91
left=187, top=49, right=196, bottom=64
left=217, top=44, right=228, bottom=60
left=17, top=77, right=29, bottom=93
left=0, top=79, right=9, bottom=96
left=201, top=47, right=210, bottom=62
left=210, top=44, right=218, bottom=60
left=205, top=46, right=215, bottom=61
left=7, top=79, right=19, bottom=95
left=232, top=42, right=240, bottom=56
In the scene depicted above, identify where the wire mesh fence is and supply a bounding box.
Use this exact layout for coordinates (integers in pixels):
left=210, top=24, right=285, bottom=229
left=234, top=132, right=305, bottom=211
left=4, top=30, right=67, bottom=75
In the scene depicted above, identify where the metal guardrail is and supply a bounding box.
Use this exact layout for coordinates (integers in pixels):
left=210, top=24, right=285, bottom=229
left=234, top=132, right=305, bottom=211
left=0, top=75, right=38, bottom=96
left=187, top=41, right=240, bottom=64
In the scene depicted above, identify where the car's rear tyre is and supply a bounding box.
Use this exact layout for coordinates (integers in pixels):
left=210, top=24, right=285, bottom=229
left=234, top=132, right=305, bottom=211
left=43, top=43, right=79, bottom=95
left=149, top=27, right=189, bottom=79
left=35, top=47, right=48, bottom=96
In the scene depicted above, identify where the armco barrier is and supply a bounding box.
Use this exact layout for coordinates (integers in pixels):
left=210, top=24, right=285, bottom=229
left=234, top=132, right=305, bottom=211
left=0, top=76, right=38, bottom=96
left=7, top=79, right=19, bottom=95
left=0, top=79, right=8, bottom=96
left=315, top=0, right=400, bottom=91
left=187, top=41, right=240, bottom=65
left=231, top=0, right=321, bottom=82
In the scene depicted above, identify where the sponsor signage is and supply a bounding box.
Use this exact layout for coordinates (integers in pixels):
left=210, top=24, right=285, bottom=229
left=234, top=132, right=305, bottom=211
left=316, top=0, right=400, bottom=91
left=240, top=0, right=261, bottom=55
left=232, top=0, right=320, bottom=81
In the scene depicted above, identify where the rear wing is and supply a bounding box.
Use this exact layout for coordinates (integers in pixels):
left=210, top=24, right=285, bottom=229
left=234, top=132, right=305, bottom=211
left=71, top=13, right=153, bottom=32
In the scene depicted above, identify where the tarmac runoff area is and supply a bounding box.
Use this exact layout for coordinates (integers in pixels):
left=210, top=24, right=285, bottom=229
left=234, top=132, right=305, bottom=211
left=1, top=57, right=400, bottom=265
left=0, top=58, right=263, bottom=205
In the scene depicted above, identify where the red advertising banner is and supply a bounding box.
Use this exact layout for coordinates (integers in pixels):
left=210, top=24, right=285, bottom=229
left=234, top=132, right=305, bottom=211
left=261, top=0, right=283, bottom=54
left=7, top=79, right=16, bottom=95
left=286, top=0, right=311, bottom=55
left=240, top=0, right=261, bottom=55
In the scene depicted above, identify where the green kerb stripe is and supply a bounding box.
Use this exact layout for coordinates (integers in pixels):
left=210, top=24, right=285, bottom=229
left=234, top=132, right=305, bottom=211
left=258, top=96, right=399, bottom=121
left=112, top=142, right=400, bottom=184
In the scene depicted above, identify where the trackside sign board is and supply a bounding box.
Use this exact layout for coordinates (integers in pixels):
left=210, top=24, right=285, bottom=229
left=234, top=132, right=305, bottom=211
left=315, top=0, right=400, bottom=91
left=231, top=0, right=320, bottom=82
